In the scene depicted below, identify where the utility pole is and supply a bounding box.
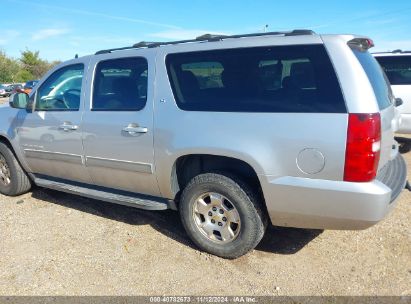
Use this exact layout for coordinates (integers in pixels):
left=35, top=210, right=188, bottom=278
left=263, top=24, right=269, bottom=33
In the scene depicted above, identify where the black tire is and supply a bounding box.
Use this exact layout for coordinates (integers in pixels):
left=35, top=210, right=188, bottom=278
left=0, top=142, right=31, bottom=196
left=179, top=172, right=267, bottom=259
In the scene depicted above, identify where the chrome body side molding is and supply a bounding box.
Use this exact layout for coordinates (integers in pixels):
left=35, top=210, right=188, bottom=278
left=86, top=156, right=153, bottom=174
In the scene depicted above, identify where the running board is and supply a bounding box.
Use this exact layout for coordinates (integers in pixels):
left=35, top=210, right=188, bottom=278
left=34, top=176, right=169, bottom=211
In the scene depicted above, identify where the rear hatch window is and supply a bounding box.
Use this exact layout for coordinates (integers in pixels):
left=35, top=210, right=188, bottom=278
left=352, top=49, right=393, bottom=110
left=166, top=44, right=346, bottom=113
left=374, top=55, right=411, bottom=85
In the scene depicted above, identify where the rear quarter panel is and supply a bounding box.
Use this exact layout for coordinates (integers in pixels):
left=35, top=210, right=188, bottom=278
left=322, top=35, right=396, bottom=170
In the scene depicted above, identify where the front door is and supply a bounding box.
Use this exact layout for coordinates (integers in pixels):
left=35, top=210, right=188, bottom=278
left=17, top=61, right=91, bottom=183
left=82, top=54, right=160, bottom=196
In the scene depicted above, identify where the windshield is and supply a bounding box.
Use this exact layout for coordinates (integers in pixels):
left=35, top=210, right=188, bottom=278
left=24, top=81, right=37, bottom=88
left=375, top=55, right=411, bottom=85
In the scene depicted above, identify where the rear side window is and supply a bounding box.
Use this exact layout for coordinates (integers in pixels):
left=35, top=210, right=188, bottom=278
left=166, top=45, right=346, bottom=113
left=352, top=50, right=392, bottom=110
left=375, top=55, right=411, bottom=85
left=92, top=57, right=148, bottom=111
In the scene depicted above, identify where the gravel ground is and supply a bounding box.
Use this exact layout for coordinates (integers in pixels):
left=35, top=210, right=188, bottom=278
left=0, top=96, right=410, bottom=296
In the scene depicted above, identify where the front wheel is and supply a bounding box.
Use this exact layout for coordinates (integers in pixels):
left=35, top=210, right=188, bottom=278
left=0, top=142, right=31, bottom=196
left=179, top=173, right=267, bottom=259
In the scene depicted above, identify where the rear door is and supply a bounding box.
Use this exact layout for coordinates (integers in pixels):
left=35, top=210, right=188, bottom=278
left=82, top=53, right=160, bottom=196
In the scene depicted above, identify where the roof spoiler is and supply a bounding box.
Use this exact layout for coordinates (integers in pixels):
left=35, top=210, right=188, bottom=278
left=348, top=38, right=374, bottom=51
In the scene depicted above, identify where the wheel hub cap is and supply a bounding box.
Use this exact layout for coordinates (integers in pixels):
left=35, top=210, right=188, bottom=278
left=0, top=155, right=11, bottom=186
left=192, top=192, right=241, bottom=243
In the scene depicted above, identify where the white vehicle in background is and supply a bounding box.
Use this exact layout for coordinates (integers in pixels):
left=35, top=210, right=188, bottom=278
left=374, top=50, right=411, bottom=133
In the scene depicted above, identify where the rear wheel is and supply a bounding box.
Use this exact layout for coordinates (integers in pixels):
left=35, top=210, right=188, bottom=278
left=179, top=172, right=267, bottom=259
left=0, top=142, right=31, bottom=196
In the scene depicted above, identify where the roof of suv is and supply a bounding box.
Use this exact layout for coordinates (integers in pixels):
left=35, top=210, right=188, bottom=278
left=373, top=50, right=411, bottom=57
left=55, top=30, right=372, bottom=66
left=94, top=29, right=317, bottom=55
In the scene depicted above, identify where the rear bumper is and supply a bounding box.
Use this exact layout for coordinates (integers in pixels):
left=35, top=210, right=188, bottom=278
left=260, top=153, right=407, bottom=230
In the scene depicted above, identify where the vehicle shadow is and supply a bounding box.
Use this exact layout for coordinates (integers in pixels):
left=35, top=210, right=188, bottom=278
left=30, top=187, right=322, bottom=256
left=256, top=226, right=322, bottom=254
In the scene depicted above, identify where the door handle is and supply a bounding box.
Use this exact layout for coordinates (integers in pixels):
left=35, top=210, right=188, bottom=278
left=122, top=125, right=148, bottom=135
left=58, top=123, right=79, bottom=132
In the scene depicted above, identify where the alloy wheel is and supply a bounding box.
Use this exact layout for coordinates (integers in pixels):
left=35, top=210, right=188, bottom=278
left=192, top=192, right=241, bottom=243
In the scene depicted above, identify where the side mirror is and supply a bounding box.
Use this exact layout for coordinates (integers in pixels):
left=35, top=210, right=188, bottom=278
left=9, top=92, right=29, bottom=109
left=395, top=98, right=403, bottom=107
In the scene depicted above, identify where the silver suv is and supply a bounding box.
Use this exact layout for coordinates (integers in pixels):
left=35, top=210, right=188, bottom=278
left=374, top=50, right=411, bottom=133
left=0, top=30, right=407, bottom=258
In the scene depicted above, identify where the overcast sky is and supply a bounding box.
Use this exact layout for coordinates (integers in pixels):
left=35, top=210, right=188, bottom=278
left=1, top=0, right=411, bottom=61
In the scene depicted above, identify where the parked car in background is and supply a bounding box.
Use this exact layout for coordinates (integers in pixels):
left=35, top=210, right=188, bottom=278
left=0, top=31, right=407, bottom=258
left=0, top=85, right=8, bottom=97
left=374, top=50, right=411, bottom=133
left=23, top=80, right=39, bottom=94
left=5, top=84, right=23, bottom=96
left=4, top=85, right=14, bottom=96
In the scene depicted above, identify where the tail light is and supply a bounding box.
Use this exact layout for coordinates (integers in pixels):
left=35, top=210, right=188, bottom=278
left=344, top=113, right=381, bottom=182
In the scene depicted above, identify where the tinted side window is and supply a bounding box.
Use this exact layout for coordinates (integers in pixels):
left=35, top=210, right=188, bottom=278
left=375, top=55, right=411, bottom=85
left=353, top=50, right=392, bottom=110
left=166, top=45, right=346, bottom=113
left=36, top=64, right=83, bottom=111
left=181, top=62, right=224, bottom=89
left=92, top=57, right=148, bottom=111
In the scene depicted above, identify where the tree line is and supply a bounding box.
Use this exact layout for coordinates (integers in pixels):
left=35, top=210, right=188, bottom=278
left=0, top=49, right=60, bottom=83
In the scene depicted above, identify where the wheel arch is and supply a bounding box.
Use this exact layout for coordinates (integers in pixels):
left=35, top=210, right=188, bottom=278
left=0, top=133, right=31, bottom=174
left=0, top=133, right=14, bottom=150
left=170, top=154, right=264, bottom=201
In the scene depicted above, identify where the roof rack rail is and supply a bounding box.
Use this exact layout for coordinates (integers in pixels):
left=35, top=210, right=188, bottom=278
left=132, top=41, right=159, bottom=48
left=95, top=29, right=315, bottom=55
left=196, top=33, right=228, bottom=41
left=95, top=45, right=140, bottom=55
left=202, top=29, right=315, bottom=40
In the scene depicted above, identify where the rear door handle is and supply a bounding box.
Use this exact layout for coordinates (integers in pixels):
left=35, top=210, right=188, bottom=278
left=122, top=125, right=148, bottom=135
left=58, top=123, right=79, bottom=132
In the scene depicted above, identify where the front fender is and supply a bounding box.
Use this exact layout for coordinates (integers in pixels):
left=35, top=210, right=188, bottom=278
left=0, top=107, right=32, bottom=173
